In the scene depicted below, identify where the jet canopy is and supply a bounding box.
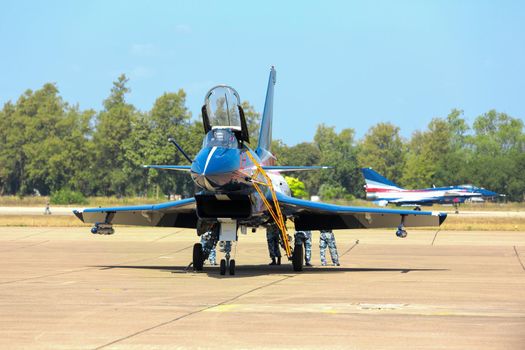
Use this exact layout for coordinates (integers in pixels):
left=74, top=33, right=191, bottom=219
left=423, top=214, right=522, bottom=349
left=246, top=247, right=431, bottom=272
left=202, top=85, right=250, bottom=143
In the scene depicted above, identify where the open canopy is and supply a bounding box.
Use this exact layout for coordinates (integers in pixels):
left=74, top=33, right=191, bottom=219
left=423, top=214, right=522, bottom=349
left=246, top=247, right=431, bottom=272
left=202, top=85, right=250, bottom=143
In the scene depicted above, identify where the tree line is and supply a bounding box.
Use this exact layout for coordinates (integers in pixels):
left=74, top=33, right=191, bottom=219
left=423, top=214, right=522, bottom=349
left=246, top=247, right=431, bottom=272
left=1, top=75, right=524, bottom=201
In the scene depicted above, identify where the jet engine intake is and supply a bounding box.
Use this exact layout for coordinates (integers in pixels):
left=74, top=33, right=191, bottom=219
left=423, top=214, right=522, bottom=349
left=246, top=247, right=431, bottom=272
left=195, top=194, right=251, bottom=219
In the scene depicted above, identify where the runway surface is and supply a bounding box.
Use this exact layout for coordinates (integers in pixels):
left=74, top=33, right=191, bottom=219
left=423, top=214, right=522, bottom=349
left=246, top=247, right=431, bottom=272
left=1, top=226, right=524, bottom=349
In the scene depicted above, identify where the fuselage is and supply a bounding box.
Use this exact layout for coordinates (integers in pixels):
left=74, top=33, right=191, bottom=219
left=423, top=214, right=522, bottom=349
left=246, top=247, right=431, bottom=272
left=366, top=185, right=496, bottom=206
left=189, top=127, right=290, bottom=222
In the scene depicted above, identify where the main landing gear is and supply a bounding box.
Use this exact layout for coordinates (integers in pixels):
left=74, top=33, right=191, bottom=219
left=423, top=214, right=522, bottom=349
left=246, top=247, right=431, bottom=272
left=292, top=244, right=304, bottom=272
left=193, top=243, right=204, bottom=271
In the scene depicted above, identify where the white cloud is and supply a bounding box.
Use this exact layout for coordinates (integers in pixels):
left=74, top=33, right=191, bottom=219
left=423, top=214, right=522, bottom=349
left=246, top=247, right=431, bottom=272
left=175, top=24, right=191, bottom=34
left=130, top=43, right=158, bottom=57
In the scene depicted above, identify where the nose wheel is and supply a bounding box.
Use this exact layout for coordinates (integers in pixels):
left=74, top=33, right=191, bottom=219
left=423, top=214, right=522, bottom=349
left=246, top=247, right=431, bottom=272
left=219, top=255, right=236, bottom=275
left=219, top=241, right=236, bottom=275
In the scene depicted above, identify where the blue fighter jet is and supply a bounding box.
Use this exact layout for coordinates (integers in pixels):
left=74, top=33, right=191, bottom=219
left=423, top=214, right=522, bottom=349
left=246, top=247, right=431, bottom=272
left=362, top=168, right=499, bottom=210
left=74, top=67, right=447, bottom=275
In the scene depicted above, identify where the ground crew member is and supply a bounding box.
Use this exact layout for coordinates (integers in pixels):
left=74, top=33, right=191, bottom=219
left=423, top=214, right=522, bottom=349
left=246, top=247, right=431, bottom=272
left=319, top=230, right=340, bottom=266
left=200, top=231, right=217, bottom=265
left=44, top=201, right=51, bottom=215
left=295, top=230, right=312, bottom=266
left=266, top=223, right=281, bottom=265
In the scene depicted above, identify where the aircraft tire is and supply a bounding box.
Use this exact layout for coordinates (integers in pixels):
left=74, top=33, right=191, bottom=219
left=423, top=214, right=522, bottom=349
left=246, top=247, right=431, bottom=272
left=220, top=259, right=226, bottom=275
left=292, top=244, right=304, bottom=272
left=229, top=259, right=236, bottom=275
left=193, top=243, right=204, bottom=271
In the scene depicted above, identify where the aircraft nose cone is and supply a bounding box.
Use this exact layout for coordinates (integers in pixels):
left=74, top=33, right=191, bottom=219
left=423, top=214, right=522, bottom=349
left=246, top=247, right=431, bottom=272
left=191, top=147, right=241, bottom=190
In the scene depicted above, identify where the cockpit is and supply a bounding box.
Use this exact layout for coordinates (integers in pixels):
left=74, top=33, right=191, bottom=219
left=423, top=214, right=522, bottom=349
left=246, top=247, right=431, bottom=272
left=201, top=85, right=250, bottom=144
left=203, top=128, right=239, bottom=149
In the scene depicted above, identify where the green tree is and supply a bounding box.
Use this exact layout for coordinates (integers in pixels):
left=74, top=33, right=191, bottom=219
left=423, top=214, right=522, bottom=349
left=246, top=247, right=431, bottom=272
left=140, top=90, right=198, bottom=198
left=314, top=125, right=361, bottom=198
left=357, top=122, right=405, bottom=185
left=402, top=110, right=470, bottom=188
left=466, top=110, right=525, bottom=200
left=92, top=74, right=138, bottom=196
left=284, top=176, right=307, bottom=198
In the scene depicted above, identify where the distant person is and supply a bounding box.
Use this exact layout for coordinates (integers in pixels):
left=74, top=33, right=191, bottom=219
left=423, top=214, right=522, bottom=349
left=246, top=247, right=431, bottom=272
left=319, top=230, right=340, bottom=266
left=266, top=223, right=281, bottom=265
left=44, top=201, right=51, bottom=215
left=453, top=197, right=460, bottom=214
left=200, top=230, right=217, bottom=265
left=295, top=230, right=312, bottom=266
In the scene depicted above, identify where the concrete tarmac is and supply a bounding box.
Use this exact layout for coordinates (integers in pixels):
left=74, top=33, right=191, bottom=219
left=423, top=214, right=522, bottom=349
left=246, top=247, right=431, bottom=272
left=0, top=226, right=524, bottom=349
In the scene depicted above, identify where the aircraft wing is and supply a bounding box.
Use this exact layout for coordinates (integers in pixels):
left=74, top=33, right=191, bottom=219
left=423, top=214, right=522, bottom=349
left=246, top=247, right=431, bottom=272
left=276, top=193, right=446, bottom=231
left=143, top=165, right=192, bottom=171
left=73, top=198, right=197, bottom=228
left=262, top=166, right=331, bottom=172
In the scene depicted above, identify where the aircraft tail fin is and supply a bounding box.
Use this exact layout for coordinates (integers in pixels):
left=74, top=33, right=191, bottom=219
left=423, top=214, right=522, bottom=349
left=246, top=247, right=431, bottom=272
left=256, top=66, right=276, bottom=158
left=361, top=168, right=403, bottom=192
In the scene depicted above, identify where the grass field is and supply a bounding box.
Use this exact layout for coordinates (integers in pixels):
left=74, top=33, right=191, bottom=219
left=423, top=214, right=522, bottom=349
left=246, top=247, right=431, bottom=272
left=0, top=196, right=166, bottom=207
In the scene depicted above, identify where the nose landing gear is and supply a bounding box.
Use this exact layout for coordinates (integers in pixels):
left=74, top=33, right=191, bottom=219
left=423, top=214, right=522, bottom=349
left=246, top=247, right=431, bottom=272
left=219, top=241, right=236, bottom=275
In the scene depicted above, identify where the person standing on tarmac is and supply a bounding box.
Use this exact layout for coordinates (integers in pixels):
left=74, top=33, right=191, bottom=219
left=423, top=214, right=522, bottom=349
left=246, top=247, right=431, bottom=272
left=200, top=230, right=217, bottom=265
left=266, top=223, right=282, bottom=265
left=295, top=230, right=312, bottom=266
left=319, top=230, right=340, bottom=266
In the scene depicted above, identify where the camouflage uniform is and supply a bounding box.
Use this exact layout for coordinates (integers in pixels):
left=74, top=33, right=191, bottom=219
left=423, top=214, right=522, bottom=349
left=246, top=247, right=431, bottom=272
left=295, top=230, right=312, bottom=265
left=319, top=230, right=340, bottom=266
left=266, top=224, right=281, bottom=264
left=200, top=231, right=217, bottom=265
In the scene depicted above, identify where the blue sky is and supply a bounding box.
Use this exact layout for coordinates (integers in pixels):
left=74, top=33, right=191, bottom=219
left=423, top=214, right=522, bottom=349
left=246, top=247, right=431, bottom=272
left=1, top=0, right=524, bottom=145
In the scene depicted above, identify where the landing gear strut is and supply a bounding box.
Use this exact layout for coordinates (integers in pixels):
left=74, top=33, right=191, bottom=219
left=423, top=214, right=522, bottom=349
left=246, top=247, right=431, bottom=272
left=396, top=214, right=408, bottom=238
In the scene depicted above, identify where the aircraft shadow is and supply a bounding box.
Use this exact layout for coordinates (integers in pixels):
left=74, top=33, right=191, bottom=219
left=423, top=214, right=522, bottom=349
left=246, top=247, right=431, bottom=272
left=92, top=264, right=448, bottom=278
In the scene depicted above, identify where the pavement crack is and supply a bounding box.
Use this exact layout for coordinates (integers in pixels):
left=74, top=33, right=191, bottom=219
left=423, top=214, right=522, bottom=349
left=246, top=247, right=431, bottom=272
left=0, top=240, right=49, bottom=253
left=513, top=246, right=525, bottom=272
left=97, top=244, right=193, bottom=270
left=150, top=229, right=185, bottom=242
left=431, top=229, right=440, bottom=246
left=9, top=228, right=55, bottom=241
left=1, top=245, right=194, bottom=284
left=93, top=275, right=294, bottom=350
left=0, top=267, right=95, bottom=285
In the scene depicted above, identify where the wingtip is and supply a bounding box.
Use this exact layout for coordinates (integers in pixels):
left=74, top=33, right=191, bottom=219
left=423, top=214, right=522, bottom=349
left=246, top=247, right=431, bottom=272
left=72, top=209, right=85, bottom=222
left=438, top=212, right=447, bottom=225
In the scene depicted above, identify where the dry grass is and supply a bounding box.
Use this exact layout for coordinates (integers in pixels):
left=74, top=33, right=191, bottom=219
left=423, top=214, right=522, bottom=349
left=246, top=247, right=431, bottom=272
left=0, top=196, right=166, bottom=207
left=438, top=216, right=525, bottom=231
left=0, top=215, right=86, bottom=227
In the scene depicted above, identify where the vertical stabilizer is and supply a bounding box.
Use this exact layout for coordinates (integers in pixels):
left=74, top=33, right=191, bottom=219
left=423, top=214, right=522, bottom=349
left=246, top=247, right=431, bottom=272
left=361, top=168, right=403, bottom=192
left=256, top=66, right=276, bottom=158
